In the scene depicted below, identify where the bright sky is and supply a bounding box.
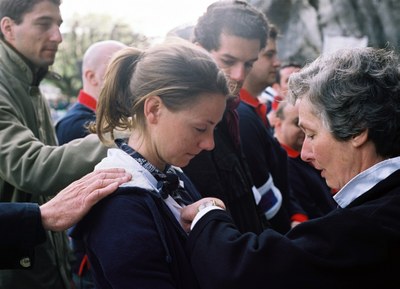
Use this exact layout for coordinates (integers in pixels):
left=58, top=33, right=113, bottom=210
left=60, top=0, right=217, bottom=41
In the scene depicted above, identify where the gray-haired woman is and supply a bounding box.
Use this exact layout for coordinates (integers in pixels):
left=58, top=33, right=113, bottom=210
left=181, top=47, right=400, bottom=289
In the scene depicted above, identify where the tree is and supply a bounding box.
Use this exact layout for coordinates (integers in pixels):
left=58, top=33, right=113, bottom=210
left=46, top=13, right=151, bottom=102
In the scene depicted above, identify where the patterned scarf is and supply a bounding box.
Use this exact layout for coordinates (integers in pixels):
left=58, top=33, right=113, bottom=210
left=115, top=139, right=193, bottom=206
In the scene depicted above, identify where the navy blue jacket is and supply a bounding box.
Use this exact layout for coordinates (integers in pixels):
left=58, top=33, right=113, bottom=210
left=72, top=171, right=201, bottom=289
left=238, top=101, right=306, bottom=233
left=0, top=203, right=46, bottom=269
left=183, top=111, right=267, bottom=234
left=288, top=155, right=336, bottom=219
left=187, top=169, right=400, bottom=289
left=55, top=97, right=96, bottom=275
left=55, top=102, right=96, bottom=145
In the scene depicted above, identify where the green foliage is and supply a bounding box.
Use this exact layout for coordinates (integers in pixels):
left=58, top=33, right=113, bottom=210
left=48, top=13, right=151, bottom=101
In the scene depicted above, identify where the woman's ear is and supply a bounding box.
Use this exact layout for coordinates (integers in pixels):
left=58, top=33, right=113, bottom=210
left=351, top=129, right=369, bottom=148
left=144, top=95, right=162, bottom=124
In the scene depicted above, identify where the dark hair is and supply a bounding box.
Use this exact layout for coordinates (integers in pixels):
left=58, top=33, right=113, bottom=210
left=268, top=24, right=279, bottom=41
left=94, top=39, right=229, bottom=144
left=193, top=0, right=269, bottom=52
left=288, top=47, right=400, bottom=158
left=0, top=0, right=61, bottom=22
left=275, top=101, right=288, bottom=120
left=276, top=62, right=303, bottom=84
left=0, top=0, right=61, bottom=38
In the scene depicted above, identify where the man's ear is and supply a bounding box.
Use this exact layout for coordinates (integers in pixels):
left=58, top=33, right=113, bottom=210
left=84, top=70, right=98, bottom=86
left=273, top=115, right=282, bottom=132
left=351, top=129, right=369, bottom=148
left=0, top=17, right=14, bottom=41
left=144, top=95, right=162, bottom=124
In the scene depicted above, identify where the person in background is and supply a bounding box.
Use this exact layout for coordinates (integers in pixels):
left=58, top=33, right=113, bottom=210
left=274, top=101, right=336, bottom=219
left=273, top=63, right=302, bottom=99
left=0, top=1, right=110, bottom=288
left=267, top=63, right=302, bottom=127
left=182, top=0, right=270, bottom=234
left=181, top=46, right=400, bottom=289
left=71, top=40, right=229, bottom=289
left=240, top=25, right=307, bottom=232
left=56, top=40, right=127, bottom=144
left=0, top=168, right=131, bottom=270
left=56, top=40, right=127, bottom=289
left=241, top=25, right=281, bottom=121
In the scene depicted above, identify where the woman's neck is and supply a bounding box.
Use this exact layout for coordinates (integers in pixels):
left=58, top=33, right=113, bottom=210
left=128, top=135, right=166, bottom=171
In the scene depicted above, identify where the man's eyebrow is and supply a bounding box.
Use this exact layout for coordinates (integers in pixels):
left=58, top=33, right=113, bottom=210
left=263, top=48, right=276, bottom=54
left=220, top=53, right=237, bottom=60
left=34, top=15, right=63, bottom=25
left=219, top=53, right=258, bottom=64
left=247, top=56, right=259, bottom=63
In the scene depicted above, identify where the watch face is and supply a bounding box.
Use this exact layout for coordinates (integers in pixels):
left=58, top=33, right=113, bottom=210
left=197, top=199, right=217, bottom=212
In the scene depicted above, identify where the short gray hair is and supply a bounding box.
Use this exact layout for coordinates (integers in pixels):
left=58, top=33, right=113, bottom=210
left=287, top=47, right=400, bottom=158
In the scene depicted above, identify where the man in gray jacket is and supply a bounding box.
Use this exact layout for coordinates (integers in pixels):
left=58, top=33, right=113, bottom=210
left=0, top=0, right=109, bottom=288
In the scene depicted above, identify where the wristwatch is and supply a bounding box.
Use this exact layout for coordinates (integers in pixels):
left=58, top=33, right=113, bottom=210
left=197, top=199, right=217, bottom=212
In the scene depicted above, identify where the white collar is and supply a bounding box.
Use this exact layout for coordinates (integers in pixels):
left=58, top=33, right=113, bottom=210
left=334, top=156, right=400, bottom=208
left=94, top=148, right=185, bottom=223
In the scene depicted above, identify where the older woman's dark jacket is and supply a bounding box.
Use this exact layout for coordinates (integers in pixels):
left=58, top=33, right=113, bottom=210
left=187, top=169, right=400, bottom=289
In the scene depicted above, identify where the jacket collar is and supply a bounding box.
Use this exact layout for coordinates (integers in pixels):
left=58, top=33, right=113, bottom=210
left=77, top=90, right=97, bottom=111
left=240, top=88, right=269, bottom=128
left=240, top=88, right=260, bottom=107
left=335, top=156, right=400, bottom=208
left=0, top=39, right=49, bottom=86
left=280, top=143, right=300, bottom=158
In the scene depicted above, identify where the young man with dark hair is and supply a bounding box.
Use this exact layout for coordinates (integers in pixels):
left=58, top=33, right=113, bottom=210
left=183, top=0, right=273, bottom=234
left=239, top=25, right=308, bottom=233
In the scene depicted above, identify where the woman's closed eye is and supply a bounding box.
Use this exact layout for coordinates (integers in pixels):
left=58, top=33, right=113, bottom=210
left=195, top=127, right=207, bottom=133
left=305, top=134, right=315, bottom=140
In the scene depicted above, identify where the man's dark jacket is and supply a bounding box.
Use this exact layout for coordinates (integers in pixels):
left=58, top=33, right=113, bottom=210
left=0, top=203, right=46, bottom=269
